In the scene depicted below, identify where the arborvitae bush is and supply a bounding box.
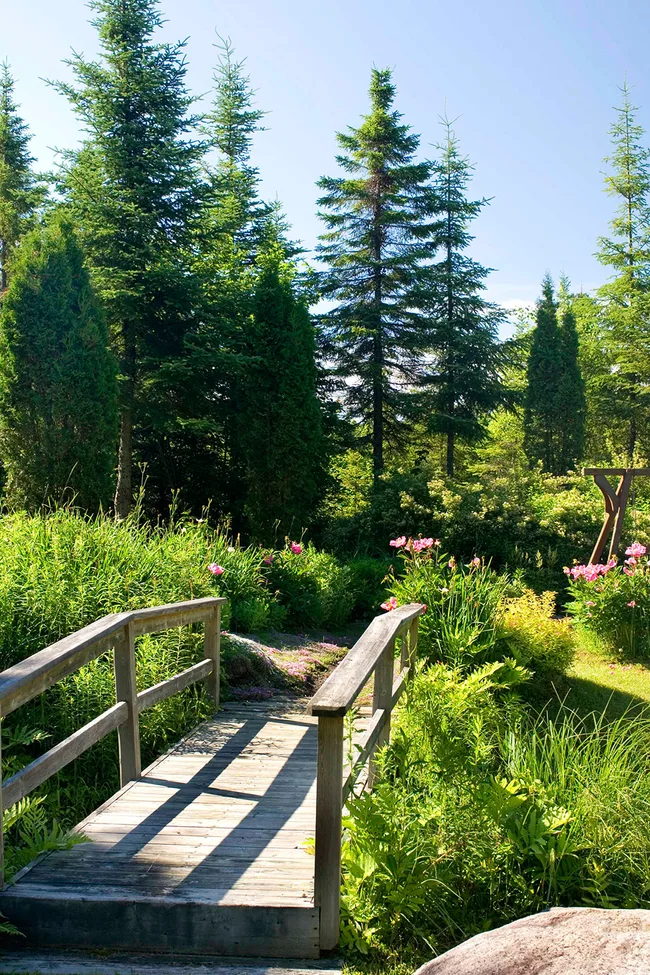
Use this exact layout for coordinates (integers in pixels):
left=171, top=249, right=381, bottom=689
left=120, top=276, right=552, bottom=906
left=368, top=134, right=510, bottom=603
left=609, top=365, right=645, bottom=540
left=0, top=214, right=117, bottom=509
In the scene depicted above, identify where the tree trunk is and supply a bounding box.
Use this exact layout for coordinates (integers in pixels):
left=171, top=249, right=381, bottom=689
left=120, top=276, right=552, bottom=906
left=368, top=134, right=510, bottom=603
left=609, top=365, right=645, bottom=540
left=446, top=428, right=455, bottom=478
left=372, top=194, right=383, bottom=487
left=114, top=338, right=136, bottom=520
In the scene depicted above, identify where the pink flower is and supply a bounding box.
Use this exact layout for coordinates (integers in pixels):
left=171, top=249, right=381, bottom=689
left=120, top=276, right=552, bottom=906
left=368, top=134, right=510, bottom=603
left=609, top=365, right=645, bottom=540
left=626, top=542, right=647, bottom=557
left=625, top=557, right=637, bottom=566
left=263, top=555, right=274, bottom=565
left=609, top=663, right=616, bottom=670
left=563, top=566, right=571, bottom=575
left=586, top=601, right=595, bottom=606
left=608, top=558, right=617, bottom=568
left=290, top=542, right=303, bottom=554
left=389, top=536, right=407, bottom=548
left=208, top=563, right=224, bottom=575
left=381, top=596, right=398, bottom=612
left=448, top=557, right=456, bottom=569
left=624, top=567, right=636, bottom=576
left=421, top=603, right=427, bottom=613
left=434, top=539, right=441, bottom=546
left=628, top=600, right=637, bottom=608
left=470, top=557, right=481, bottom=567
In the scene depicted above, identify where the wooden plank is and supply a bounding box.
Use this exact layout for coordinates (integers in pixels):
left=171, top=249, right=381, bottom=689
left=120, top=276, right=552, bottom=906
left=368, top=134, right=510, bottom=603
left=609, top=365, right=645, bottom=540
left=114, top=622, right=141, bottom=786
left=342, top=707, right=387, bottom=803
left=130, top=598, right=227, bottom=636
left=367, top=642, right=394, bottom=789
left=136, top=659, right=213, bottom=713
left=583, top=467, right=650, bottom=476
left=313, top=715, right=343, bottom=951
left=203, top=605, right=221, bottom=707
left=391, top=667, right=409, bottom=710
left=0, top=892, right=321, bottom=958
left=309, top=603, right=424, bottom=717
left=0, top=613, right=130, bottom=716
left=2, top=702, right=127, bottom=810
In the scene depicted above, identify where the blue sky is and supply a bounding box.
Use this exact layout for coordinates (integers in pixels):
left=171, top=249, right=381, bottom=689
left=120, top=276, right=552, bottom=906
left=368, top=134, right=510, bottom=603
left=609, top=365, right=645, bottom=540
left=3, top=0, right=650, bottom=312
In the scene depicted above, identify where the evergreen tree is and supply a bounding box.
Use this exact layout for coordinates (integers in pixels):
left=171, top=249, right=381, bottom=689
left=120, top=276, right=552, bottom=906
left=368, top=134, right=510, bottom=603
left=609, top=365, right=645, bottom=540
left=524, top=275, right=562, bottom=472
left=179, top=38, right=269, bottom=521
left=556, top=277, right=586, bottom=471
left=54, top=0, right=205, bottom=518
left=0, top=63, right=44, bottom=293
left=423, top=120, right=508, bottom=477
left=317, top=68, right=434, bottom=487
left=0, top=214, right=117, bottom=509
left=241, top=247, right=324, bottom=542
left=596, top=83, right=650, bottom=462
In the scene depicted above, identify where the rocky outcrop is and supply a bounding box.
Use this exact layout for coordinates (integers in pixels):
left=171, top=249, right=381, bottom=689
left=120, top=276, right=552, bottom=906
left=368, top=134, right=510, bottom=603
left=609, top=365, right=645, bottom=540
left=414, top=908, right=650, bottom=975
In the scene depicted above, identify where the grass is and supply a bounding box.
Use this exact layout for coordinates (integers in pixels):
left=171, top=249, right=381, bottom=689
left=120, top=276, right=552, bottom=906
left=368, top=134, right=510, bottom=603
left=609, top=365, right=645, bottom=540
left=557, top=637, right=650, bottom=720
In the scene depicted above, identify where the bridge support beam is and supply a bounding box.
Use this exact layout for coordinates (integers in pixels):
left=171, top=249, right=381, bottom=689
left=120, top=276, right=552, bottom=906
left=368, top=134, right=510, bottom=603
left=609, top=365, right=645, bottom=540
left=314, top=714, right=344, bottom=951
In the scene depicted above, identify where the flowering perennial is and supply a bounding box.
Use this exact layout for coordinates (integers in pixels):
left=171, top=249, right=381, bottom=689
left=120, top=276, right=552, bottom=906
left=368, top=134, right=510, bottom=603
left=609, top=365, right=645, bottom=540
left=208, top=563, right=224, bottom=576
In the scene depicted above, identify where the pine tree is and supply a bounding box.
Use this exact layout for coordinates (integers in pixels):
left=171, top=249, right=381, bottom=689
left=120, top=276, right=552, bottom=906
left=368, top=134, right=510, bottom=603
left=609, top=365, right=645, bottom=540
left=424, top=120, right=508, bottom=477
left=596, top=83, right=650, bottom=462
left=524, top=275, right=562, bottom=472
left=54, top=0, right=205, bottom=517
left=317, top=68, right=434, bottom=487
left=241, top=246, right=324, bottom=542
left=180, top=37, right=271, bottom=522
left=0, top=214, right=117, bottom=509
left=556, top=277, right=586, bottom=471
left=0, top=63, right=44, bottom=293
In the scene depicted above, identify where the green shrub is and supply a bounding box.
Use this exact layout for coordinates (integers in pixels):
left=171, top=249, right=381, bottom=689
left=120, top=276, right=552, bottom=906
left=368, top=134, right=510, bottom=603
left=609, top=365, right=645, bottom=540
left=566, top=543, right=650, bottom=656
left=498, top=589, right=575, bottom=673
left=385, top=538, right=510, bottom=667
left=342, top=663, right=650, bottom=963
left=347, top=556, right=392, bottom=619
left=264, top=542, right=353, bottom=628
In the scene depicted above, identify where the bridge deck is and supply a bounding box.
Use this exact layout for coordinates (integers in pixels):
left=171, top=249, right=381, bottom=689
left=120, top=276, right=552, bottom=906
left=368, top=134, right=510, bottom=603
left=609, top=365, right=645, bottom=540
left=0, top=704, right=325, bottom=958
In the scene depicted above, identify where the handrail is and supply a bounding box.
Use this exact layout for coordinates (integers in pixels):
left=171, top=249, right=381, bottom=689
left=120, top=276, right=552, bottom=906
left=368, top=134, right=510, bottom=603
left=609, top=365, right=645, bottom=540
left=309, top=601, right=425, bottom=950
left=0, top=595, right=227, bottom=883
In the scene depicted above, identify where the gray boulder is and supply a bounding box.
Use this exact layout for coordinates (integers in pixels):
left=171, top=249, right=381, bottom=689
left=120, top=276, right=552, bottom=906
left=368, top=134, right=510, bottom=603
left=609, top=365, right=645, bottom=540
left=414, top=908, right=650, bottom=975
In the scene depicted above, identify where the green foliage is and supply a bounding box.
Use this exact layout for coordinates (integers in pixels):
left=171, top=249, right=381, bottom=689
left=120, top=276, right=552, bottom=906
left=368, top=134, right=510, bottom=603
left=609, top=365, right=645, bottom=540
left=0, top=214, right=117, bottom=509
left=55, top=0, right=205, bottom=517
left=0, top=62, right=44, bottom=292
left=498, top=588, right=575, bottom=673
left=596, top=84, right=650, bottom=462
left=524, top=275, right=562, bottom=472
left=264, top=542, right=354, bottom=629
left=317, top=68, right=434, bottom=484
left=343, top=661, right=650, bottom=962
left=556, top=279, right=586, bottom=471
left=242, top=251, right=325, bottom=542
left=423, top=119, right=508, bottom=477
left=386, top=541, right=510, bottom=667
left=566, top=544, right=650, bottom=657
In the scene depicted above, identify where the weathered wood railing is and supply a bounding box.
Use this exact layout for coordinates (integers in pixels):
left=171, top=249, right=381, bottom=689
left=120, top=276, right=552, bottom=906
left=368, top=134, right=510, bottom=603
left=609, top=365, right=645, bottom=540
left=308, top=602, right=425, bottom=950
left=0, top=596, right=226, bottom=882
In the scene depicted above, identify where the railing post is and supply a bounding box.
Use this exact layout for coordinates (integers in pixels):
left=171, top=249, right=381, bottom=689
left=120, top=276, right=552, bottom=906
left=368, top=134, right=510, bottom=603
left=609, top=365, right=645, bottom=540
left=113, top=621, right=141, bottom=787
left=0, top=722, right=4, bottom=888
left=204, top=604, right=221, bottom=709
left=408, top=617, right=419, bottom=672
left=368, top=637, right=394, bottom=788
left=314, top=714, right=344, bottom=951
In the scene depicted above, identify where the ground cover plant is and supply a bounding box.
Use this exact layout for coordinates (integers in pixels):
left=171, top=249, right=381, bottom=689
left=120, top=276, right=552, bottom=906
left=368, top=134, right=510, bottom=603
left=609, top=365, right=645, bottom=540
left=340, top=533, right=650, bottom=967
left=0, top=506, right=376, bottom=877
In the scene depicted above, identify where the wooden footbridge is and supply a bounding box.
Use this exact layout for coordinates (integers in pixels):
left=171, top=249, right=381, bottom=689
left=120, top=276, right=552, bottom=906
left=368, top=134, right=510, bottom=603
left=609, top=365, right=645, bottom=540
left=0, top=597, right=423, bottom=958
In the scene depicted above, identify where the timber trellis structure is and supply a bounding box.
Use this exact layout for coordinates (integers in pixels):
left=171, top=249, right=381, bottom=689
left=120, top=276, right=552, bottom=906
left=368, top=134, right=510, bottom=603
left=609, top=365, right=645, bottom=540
left=0, top=597, right=424, bottom=957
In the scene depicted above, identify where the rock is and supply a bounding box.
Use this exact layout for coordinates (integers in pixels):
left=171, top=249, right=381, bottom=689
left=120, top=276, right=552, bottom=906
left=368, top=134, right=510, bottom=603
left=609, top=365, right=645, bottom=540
left=413, top=908, right=650, bottom=975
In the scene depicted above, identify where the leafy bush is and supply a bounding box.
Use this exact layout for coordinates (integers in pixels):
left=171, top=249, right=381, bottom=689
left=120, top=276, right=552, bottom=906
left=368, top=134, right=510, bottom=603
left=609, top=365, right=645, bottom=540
left=498, top=589, right=575, bottom=673
left=384, top=537, right=510, bottom=667
left=264, top=542, right=354, bottom=628
left=566, top=542, right=650, bottom=656
left=346, top=556, right=392, bottom=619
left=342, top=662, right=650, bottom=963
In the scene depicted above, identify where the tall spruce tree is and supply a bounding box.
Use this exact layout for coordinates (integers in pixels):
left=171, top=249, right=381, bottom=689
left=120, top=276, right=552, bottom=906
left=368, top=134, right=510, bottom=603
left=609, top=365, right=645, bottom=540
left=54, top=0, right=205, bottom=518
left=596, top=84, right=650, bottom=462
left=424, top=120, right=508, bottom=477
left=0, top=63, right=44, bottom=293
left=524, top=275, right=562, bottom=472
left=181, top=38, right=269, bottom=521
left=0, top=214, right=117, bottom=509
left=317, top=68, right=434, bottom=487
left=556, top=277, right=586, bottom=471
left=241, top=245, right=324, bottom=542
